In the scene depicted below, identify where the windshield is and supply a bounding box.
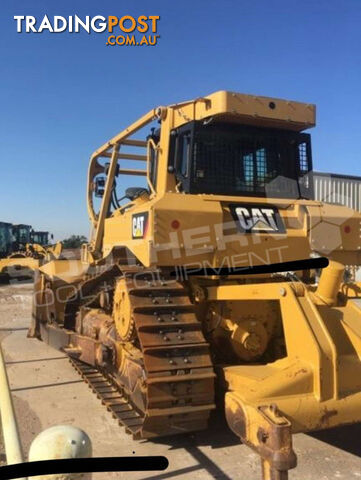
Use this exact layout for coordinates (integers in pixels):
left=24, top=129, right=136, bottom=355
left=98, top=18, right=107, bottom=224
left=171, top=122, right=313, bottom=199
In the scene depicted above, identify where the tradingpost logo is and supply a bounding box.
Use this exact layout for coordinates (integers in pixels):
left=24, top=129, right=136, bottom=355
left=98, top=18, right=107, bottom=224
left=14, top=15, right=160, bottom=46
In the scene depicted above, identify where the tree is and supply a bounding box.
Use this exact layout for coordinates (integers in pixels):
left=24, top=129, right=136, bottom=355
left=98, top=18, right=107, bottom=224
left=61, top=235, right=88, bottom=249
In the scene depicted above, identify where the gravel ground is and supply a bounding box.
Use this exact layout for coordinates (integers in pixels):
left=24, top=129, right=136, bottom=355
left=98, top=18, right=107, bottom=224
left=0, top=280, right=360, bottom=479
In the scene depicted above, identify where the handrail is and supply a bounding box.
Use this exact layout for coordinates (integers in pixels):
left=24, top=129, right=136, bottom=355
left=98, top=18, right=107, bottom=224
left=147, top=138, right=158, bottom=196
left=93, top=144, right=120, bottom=254
left=87, top=107, right=167, bottom=259
left=101, top=152, right=147, bottom=161
left=90, top=107, right=166, bottom=160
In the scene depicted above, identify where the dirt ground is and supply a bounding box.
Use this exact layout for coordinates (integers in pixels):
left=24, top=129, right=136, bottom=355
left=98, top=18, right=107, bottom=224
left=0, top=281, right=360, bottom=479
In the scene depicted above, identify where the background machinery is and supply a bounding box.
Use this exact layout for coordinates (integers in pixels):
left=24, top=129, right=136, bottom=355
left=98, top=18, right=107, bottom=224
left=0, top=222, right=13, bottom=258
left=30, top=91, right=361, bottom=479
left=0, top=223, right=61, bottom=279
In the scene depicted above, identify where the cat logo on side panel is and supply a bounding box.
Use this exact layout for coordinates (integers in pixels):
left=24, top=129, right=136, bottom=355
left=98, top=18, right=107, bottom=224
left=230, top=204, right=285, bottom=234
left=132, top=212, right=149, bottom=239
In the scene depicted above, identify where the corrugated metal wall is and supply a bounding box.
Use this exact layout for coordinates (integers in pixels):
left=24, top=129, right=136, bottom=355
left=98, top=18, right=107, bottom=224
left=312, top=172, right=361, bottom=212
left=312, top=172, right=361, bottom=280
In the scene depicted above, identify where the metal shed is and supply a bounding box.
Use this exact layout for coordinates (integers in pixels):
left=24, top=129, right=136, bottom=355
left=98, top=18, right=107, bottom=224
left=312, top=172, right=361, bottom=212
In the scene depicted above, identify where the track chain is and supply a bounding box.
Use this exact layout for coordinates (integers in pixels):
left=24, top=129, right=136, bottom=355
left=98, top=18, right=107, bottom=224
left=68, top=273, right=216, bottom=439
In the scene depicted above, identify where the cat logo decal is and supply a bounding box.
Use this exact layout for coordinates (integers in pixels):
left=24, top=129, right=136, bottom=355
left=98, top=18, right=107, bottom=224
left=132, top=212, right=149, bottom=239
left=230, top=204, right=285, bottom=234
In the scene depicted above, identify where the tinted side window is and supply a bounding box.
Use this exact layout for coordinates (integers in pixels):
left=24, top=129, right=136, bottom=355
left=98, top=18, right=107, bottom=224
left=180, top=134, right=191, bottom=177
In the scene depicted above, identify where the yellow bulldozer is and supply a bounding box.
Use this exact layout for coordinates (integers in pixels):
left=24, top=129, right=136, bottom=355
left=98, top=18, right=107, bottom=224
left=0, top=223, right=62, bottom=280
left=30, top=91, right=361, bottom=479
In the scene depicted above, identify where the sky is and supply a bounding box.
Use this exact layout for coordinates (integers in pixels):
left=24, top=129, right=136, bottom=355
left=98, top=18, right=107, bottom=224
left=1, top=0, right=360, bottom=240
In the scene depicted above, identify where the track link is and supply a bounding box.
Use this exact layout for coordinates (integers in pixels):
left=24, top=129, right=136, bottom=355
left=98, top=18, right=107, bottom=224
left=69, top=357, right=145, bottom=437
left=68, top=273, right=216, bottom=439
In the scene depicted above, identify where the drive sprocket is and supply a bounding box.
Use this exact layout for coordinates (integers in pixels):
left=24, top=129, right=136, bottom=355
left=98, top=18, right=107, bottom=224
left=113, top=277, right=136, bottom=342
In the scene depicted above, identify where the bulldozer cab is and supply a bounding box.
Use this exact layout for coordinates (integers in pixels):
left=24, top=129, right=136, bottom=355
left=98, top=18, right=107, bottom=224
left=84, top=91, right=359, bottom=268
left=86, top=91, right=318, bottom=262
left=168, top=121, right=313, bottom=199
left=11, top=224, right=32, bottom=251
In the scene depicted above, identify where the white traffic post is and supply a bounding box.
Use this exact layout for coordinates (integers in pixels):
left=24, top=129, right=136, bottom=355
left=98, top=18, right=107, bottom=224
left=29, top=425, right=92, bottom=480
left=0, top=342, right=25, bottom=474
